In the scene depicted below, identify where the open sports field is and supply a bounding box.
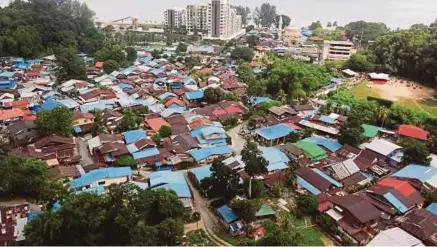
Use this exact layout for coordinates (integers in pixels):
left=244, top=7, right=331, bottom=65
left=349, top=80, right=437, bottom=116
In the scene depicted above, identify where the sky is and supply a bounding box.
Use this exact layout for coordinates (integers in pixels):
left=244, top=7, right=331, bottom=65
left=1, top=0, right=437, bottom=29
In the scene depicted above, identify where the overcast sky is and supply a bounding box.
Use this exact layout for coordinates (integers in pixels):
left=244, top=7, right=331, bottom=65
left=1, top=0, right=436, bottom=28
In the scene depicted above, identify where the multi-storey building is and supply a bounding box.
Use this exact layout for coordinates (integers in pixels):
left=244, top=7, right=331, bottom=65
left=322, top=40, right=355, bottom=61
left=164, top=8, right=187, bottom=30
left=186, top=5, right=208, bottom=34
left=207, top=0, right=242, bottom=39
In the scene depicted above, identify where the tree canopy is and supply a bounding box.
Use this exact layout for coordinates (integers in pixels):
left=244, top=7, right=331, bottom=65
left=103, top=59, right=119, bottom=74
left=158, top=125, right=172, bottom=138
left=125, top=46, right=137, bottom=63
left=204, top=87, right=223, bottom=104
left=345, top=20, right=389, bottom=45
left=234, top=6, right=251, bottom=26
left=176, top=43, right=188, bottom=53
left=230, top=199, right=261, bottom=223
left=230, top=47, right=254, bottom=62
left=55, top=47, right=87, bottom=82
left=24, top=184, right=186, bottom=245
left=0, top=0, right=103, bottom=57
left=200, top=158, right=239, bottom=201
left=36, top=106, right=73, bottom=137
left=309, top=21, right=323, bottom=30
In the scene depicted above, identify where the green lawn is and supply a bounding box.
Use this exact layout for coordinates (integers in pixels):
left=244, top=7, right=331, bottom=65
left=349, top=82, right=437, bottom=117
left=349, top=81, right=381, bottom=100
left=287, top=214, right=325, bottom=246
left=186, top=229, right=218, bottom=246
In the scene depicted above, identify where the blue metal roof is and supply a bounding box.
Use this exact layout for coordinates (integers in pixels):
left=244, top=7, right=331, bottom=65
left=130, top=181, right=149, bottom=189
left=185, top=90, right=204, bottom=100
left=122, top=130, right=147, bottom=144
left=57, top=98, right=79, bottom=109
left=70, top=167, right=132, bottom=189
left=304, top=137, right=342, bottom=152
left=260, top=147, right=290, bottom=165
left=118, top=83, right=134, bottom=90
left=384, top=192, right=409, bottom=213
left=191, top=165, right=212, bottom=182
left=153, top=183, right=191, bottom=198
left=250, top=96, right=271, bottom=106
left=189, top=146, right=233, bottom=162
left=319, top=115, right=336, bottom=125
left=0, top=72, right=15, bottom=78
left=297, top=176, right=321, bottom=195
left=80, top=101, right=113, bottom=113
left=427, top=203, right=437, bottom=215
left=218, top=205, right=239, bottom=224
left=41, top=100, right=66, bottom=110
left=200, top=126, right=226, bottom=136
left=149, top=171, right=186, bottom=187
left=132, top=147, right=160, bottom=159
left=331, top=77, right=343, bottom=84
left=255, top=124, right=296, bottom=141
left=0, top=80, right=16, bottom=89
left=151, top=68, right=164, bottom=76
left=160, top=107, right=186, bottom=118
left=392, top=164, right=437, bottom=183
left=312, top=168, right=343, bottom=188
left=158, top=92, right=177, bottom=100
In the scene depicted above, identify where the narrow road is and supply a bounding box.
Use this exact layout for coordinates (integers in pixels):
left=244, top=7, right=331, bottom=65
left=184, top=172, right=232, bottom=246
left=228, top=123, right=246, bottom=155
left=76, top=137, right=94, bottom=166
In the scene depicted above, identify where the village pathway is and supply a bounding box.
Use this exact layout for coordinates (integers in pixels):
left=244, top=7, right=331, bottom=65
left=76, top=137, right=94, bottom=167
left=228, top=123, right=246, bottom=155
left=184, top=172, right=232, bottom=246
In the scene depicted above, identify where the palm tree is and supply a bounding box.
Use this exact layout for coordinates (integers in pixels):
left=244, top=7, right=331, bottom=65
left=378, top=106, right=389, bottom=128
left=192, top=212, right=201, bottom=230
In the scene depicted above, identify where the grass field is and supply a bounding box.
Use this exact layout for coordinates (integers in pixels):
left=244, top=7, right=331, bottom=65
left=287, top=214, right=326, bottom=246
left=349, top=82, right=437, bottom=116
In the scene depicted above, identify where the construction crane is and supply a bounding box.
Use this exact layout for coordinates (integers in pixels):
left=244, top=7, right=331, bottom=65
left=111, top=16, right=139, bottom=30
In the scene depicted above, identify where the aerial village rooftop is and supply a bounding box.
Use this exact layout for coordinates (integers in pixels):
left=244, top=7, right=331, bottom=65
left=1, top=24, right=437, bottom=246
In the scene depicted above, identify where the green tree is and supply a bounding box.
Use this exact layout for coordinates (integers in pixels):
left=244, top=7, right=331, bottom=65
left=200, top=159, right=239, bottom=201
left=295, top=194, right=319, bottom=217
left=40, top=179, right=71, bottom=211
left=158, top=125, right=172, bottom=138
left=271, top=182, right=285, bottom=198
left=36, top=106, right=73, bottom=137
left=346, top=51, right=375, bottom=72
left=0, top=157, right=48, bottom=198
left=399, top=138, right=431, bottom=165
left=230, top=199, right=261, bottom=224
left=242, top=141, right=268, bottom=198
left=243, top=178, right=265, bottom=198
left=309, top=21, right=323, bottom=30
left=24, top=184, right=185, bottom=245
left=231, top=47, right=254, bottom=62
left=103, top=59, right=119, bottom=74
left=151, top=133, right=162, bottom=144
left=12, top=26, right=42, bottom=58
left=275, top=15, right=291, bottom=29
left=117, top=155, right=135, bottom=167
left=125, top=46, right=137, bottom=63
left=151, top=49, right=162, bottom=59
left=235, top=6, right=251, bottom=26
left=176, top=42, right=188, bottom=53
left=345, top=20, right=389, bottom=45
left=246, top=35, right=260, bottom=48
left=89, top=110, right=105, bottom=135
left=204, top=87, right=223, bottom=104
left=95, top=45, right=126, bottom=64
left=338, top=125, right=366, bottom=147
left=258, top=3, right=277, bottom=27
left=55, top=47, right=87, bottom=82
left=117, top=107, right=141, bottom=132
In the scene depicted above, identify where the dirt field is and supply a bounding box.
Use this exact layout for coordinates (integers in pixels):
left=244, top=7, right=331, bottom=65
left=350, top=78, right=437, bottom=116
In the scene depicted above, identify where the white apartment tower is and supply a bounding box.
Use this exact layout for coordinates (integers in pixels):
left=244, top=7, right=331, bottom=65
left=208, top=0, right=242, bottom=39
left=186, top=5, right=208, bottom=34
left=164, top=8, right=187, bottom=30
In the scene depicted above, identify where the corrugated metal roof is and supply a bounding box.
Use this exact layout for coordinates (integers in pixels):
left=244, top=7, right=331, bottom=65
left=312, top=168, right=343, bottom=188
left=362, top=124, right=381, bottom=138
left=190, top=165, right=212, bottom=182
left=71, top=167, right=132, bottom=189
left=255, top=124, right=296, bottom=141
left=383, top=192, right=409, bottom=213
left=218, top=205, right=239, bottom=224
left=297, top=176, right=321, bottom=195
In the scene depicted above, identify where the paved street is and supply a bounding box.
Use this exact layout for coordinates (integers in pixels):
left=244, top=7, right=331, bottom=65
left=76, top=137, right=94, bottom=167
left=184, top=172, right=231, bottom=246
left=228, top=123, right=246, bottom=155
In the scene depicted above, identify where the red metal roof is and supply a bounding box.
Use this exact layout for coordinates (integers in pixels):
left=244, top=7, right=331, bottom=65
left=3, top=99, right=29, bottom=108
left=377, top=178, right=416, bottom=197
left=95, top=61, right=104, bottom=68
left=164, top=98, right=185, bottom=108
left=397, top=124, right=429, bottom=141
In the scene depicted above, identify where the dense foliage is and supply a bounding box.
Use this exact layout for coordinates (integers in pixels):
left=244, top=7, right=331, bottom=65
left=230, top=199, right=261, bottom=223
left=158, top=125, right=172, bottom=138
left=344, top=21, right=389, bottom=45
left=24, top=184, right=185, bottom=245
left=55, top=47, right=87, bottom=81
left=200, top=159, right=239, bottom=202
left=36, top=106, right=73, bottom=137
left=204, top=87, right=223, bottom=104
left=0, top=0, right=103, bottom=57
left=0, top=156, right=48, bottom=198
left=231, top=47, right=254, bottom=62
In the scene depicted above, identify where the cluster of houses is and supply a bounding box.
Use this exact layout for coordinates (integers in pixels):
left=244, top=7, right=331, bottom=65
left=1, top=42, right=437, bottom=246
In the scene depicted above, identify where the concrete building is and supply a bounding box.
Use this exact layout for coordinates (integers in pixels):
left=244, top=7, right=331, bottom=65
left=164, top=8, right=187, bottom=30
left=322, top=40, right=354, bottom=61
left=207, top=0, right=242, bottom=39
left=282, top=25, right=301, bottom=46
left=186, top=5, right=208, bottom=34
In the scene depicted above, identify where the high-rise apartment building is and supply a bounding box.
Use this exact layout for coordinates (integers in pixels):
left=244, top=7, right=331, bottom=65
left=186, top=5, right=208, bottom=33
left=166, top=0, right=242, bottom=39
left=164, top=8, right=186, bottom=30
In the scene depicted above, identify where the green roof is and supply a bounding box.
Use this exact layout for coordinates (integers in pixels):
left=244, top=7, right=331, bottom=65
left=293, top=141, right=328, bottom=161
left=255, top=204, right=275, bottom=217
left=362, top=124, right=381, bottom=138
